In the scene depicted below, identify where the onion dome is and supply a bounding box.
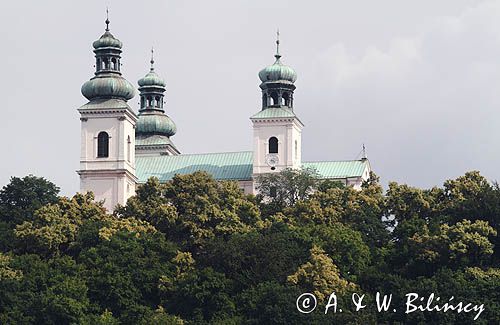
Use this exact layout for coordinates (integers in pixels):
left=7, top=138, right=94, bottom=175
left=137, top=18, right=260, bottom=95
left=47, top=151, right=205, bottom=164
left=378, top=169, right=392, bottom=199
left=81, top=16, right=135, bottom=102
left=82, top=76, right=135, bottom=101
left=138, top=70, right=166, bottom=87
left=258, top=31, right=297, bottom=84
left=93, top=28, right=122, bottom=49
left=258, top=56, right=297, bottom=83
left=136, top=112, right=177, bottom=137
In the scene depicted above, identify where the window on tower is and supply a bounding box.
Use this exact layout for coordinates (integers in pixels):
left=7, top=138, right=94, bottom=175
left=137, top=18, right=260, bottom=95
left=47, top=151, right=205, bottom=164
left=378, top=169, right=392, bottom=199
left=269, top=137, right=278, bottom=154
left=97, top=132, right=109, bottom=158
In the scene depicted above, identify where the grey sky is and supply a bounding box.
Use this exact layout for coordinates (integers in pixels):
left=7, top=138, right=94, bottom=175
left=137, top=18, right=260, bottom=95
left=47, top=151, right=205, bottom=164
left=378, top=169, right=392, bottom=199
left=0, top=0, right=497, bottom=195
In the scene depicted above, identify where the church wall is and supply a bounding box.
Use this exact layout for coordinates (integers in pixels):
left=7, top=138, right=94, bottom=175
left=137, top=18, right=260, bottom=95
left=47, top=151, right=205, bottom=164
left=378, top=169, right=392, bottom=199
left=252, top=119, right=302, bottom=175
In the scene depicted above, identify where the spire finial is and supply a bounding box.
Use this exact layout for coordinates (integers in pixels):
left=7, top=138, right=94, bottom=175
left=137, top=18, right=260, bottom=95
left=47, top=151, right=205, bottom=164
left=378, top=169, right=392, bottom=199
left=362, top=144, right=367, bottom=160
left=275, top=28, right=281, bottom=60
left=105, top=7, right=110, bottom=31
left=150, top=47, right=155, bottom=71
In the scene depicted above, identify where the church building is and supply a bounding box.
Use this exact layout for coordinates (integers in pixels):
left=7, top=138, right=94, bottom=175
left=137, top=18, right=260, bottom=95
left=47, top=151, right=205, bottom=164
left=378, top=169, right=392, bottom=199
left=77, top=19, right=372, bottom=211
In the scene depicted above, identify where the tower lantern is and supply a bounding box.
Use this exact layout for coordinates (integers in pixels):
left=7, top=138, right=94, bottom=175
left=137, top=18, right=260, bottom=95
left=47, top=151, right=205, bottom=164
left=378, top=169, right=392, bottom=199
left=258, top=30, right=297, bottom=110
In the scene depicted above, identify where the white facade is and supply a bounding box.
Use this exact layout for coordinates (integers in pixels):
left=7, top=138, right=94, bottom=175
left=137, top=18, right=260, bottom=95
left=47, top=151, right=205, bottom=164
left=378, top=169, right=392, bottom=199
left=77, top=101, right=138, bottom=211
left=251, top=116, right=303, bottom=175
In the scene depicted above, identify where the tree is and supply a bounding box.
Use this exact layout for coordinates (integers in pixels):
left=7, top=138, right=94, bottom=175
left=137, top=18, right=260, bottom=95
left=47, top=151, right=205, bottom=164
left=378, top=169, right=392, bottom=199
left=159, top=267, right=236, bottom=323
left=410, top=219, right=497, bottom=269
left=115, top=177, right=178, bottom=234
left=198, top=223, right=311, bottom=291
left=256, top=167, right=320, bottom=214
left=287, top=245, right=356, bottom=302
left=0, top=253, right=22, bottom=280
left=0, top=254, right=92, bottom=324
left=14, top=193, right=105, bottom=255
left=0, top=175, right=60, bottom=252
left=79, top=231, right=178, bottom=324
left=0, top=175, right=60, bottom=225
left=121, top=173, right=261, bottom=250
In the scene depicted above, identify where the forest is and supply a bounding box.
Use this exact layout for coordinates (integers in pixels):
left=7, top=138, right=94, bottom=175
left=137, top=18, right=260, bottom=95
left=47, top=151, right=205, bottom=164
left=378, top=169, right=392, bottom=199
left=0, top=169, right=499, bottom=324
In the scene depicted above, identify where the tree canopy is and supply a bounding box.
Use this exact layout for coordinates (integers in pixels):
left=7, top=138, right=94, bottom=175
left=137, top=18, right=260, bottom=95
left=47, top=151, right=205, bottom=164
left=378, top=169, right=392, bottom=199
left=0, top=170, right=498, bottom=324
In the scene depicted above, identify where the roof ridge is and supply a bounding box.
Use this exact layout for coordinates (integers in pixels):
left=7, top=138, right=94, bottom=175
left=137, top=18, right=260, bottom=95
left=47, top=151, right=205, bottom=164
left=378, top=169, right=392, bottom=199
left=137, top=150, right=253, bottom=158
left=303, top=159, right=367, bottom=163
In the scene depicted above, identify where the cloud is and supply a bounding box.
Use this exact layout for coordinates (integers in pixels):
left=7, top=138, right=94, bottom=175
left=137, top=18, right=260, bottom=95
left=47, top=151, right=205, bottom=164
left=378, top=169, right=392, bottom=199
left=303, top=1, right=500, bottom=187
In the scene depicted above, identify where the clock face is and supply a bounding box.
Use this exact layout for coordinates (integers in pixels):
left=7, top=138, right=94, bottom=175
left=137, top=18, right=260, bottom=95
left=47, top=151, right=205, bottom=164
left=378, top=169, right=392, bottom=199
left=266, top=154, right=279, bottom=167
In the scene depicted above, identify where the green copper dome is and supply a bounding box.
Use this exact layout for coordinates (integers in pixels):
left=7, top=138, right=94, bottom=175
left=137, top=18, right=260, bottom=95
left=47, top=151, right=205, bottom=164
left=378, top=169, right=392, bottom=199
left=136, top=112, right=177, bottom=137
left=82, top=75, right=135, bottom=101
left=259, top=34, right=297, bottom=84
left=138, top=70, right=166, bottom=87
left=259, top=59, right=297, bottom=83
left=93, top=31, right=122, bottom=49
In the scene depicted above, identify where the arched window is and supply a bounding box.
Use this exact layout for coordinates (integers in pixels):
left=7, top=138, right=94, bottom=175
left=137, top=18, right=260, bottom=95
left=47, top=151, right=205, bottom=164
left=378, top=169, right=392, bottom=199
left=155, top=96, right=160, bottom=108
left=269, top=136, right=278, bottom=154
left=111, top=58, right=117, bottom=70
left=270, top=92, right=278, bottom=106
left=295, top=140, right=298, bottom=160
left=97, top=132, right=109, bottom=158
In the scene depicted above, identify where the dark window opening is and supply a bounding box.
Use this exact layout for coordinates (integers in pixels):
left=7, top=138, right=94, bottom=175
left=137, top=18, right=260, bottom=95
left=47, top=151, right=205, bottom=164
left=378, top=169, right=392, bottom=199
left=270, top=186, right=277, bottom=198
left=97, top=132, right=109, bottom=158
left=269, top=137, right=278, bottom=154
left=270, top=92, right=278, bottom=106
left=283, top=92, right=290, bottom=106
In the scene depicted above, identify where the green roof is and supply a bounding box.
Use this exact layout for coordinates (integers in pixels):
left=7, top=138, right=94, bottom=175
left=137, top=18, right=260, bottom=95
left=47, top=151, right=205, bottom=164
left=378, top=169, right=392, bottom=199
left=136, top=151, right=253, bottom=182
left=136, top=135, right=175, bottom=147
left=136, top=151, right=369, bottom=183
left=251, top=107, right=297, bottom=119
left=79, top=98, right=131, bottom=110
left=303, top=160, right=369, bottom=179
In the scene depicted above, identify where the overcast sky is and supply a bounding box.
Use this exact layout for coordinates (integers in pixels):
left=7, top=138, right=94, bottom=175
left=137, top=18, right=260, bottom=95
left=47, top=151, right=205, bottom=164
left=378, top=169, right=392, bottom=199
left=0, top=0, right=498, bottom=195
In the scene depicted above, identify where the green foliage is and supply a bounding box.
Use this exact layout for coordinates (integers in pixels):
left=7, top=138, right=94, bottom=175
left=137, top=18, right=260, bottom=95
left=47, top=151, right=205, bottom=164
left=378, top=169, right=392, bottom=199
left=257, top=167, right=321, bottom=214
left=410, top=219, right=497, bottom=268
left=1, top=170, right=499, bottom=323
left=0, top=175, right=60, bottom=225
left=119, top=172, right=261, bottom=250
left=287, top=245, right=356, bottom=302
left=0, top=175, right=59, bottom=252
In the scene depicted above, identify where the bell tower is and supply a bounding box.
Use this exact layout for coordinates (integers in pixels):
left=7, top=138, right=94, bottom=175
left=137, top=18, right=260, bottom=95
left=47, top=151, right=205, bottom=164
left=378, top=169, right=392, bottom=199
left=251, top=32, right=303, bottom=179
left=135, top=49, right=180, bottom=156
left=77, top=15, right=137, bottom=211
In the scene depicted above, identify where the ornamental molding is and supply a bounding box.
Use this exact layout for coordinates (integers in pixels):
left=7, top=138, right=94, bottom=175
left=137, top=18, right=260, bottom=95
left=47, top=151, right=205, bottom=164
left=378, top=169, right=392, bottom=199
left=78, top=107, right=138, bottom=122
left=77, top=168, right=138, bottom=182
